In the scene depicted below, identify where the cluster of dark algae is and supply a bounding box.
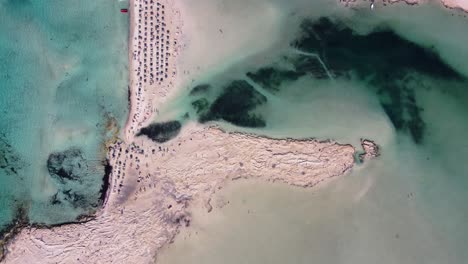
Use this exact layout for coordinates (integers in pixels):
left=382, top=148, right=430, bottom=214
left=47, top=147, right=102, bottom=209
left=245, top=17, right=466, bottom=144
left=0, top=134, right=27, bottom=178
left=136, top=120, right=182, bottom=143
left=47, top=148, right=88, bottom=183
left=292, top=17, right=466, bottom=144
left=246, top=55, right=330, bottom=94
left=191, top=98, right=210, bottom=114
left=246, top=67, right=304, bottom=92
left=99, top=159, right=113, bottom=204
left=189, top=84, right=211, bottom=96
left=185, top=16, right=466, bottom=141
left=191, top=80, right=267, bottom=128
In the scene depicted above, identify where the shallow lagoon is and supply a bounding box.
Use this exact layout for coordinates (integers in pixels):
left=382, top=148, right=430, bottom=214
left=0, top=0, right=128, bottom=232
left=157, top=0, right=468, bottom=263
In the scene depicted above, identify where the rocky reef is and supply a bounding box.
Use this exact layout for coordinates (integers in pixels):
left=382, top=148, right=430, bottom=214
left=358, top=139, right=381, bottom=163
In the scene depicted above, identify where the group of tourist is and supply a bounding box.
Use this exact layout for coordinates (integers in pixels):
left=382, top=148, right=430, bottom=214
left=128, top=0, right=175, bottom=136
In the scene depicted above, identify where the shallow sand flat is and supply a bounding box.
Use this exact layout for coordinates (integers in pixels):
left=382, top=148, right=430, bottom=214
left=2, top=123, right=361, bottom=264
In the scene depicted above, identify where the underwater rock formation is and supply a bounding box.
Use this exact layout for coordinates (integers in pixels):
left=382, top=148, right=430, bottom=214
left=137, top=121, right=182, bottom=143
left=359, top=139, right=380, bottom=163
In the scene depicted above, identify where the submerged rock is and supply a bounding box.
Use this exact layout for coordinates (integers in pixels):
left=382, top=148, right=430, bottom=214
left=137, top=121, right=182, bottom=143
left=358, top=139, right=380, bottom=163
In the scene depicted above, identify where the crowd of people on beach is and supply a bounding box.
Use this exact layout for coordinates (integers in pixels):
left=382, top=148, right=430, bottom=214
left=105, top=0, right=182, bottom=205
left=128, top=0, right=177, bottom=137
left=107, top=137, right=180, bottom=203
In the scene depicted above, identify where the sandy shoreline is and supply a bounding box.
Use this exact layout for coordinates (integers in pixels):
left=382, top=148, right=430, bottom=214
left=1, top=0, right=466, bottom=263
left=2, top=121, right=365, bottom=263
left=342, top=0, right=468, bottom=12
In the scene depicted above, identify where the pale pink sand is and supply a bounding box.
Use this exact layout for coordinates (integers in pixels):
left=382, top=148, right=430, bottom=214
left=124, top=0, right=182, bottom=142
left=441, top=0, right=468, bottom=11
left=3, top=122, right=362, bottom=264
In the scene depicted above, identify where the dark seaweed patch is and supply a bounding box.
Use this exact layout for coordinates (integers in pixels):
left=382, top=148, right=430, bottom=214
left=62, top=189, right=87, bottom=208
left=98, top=159, right=112, bottom=204
left=189, top=84, right=211, bottom=96
left=47, top=148, right=88, bottom=183
left=293, top=17, right=463, bottom=81
left=0, top=135, right=26, bottom=177
left=199, top=80, right=267, bottom=128
left=49, top=189, right=91, bottom=209
left=0, top=144, right=105, bottom=236
left=290, top=17, right=465, bottom=143
left=291, top=55, right=329, bottom=79
left=137, top=121, right=182, bottom=143
left=50, top=193, right=61, bottom=205
left=191, top=98, right=210, bottom=114
left=46, top=148, right=103, bottom=209
left=246, top=67, right=303, bottom=92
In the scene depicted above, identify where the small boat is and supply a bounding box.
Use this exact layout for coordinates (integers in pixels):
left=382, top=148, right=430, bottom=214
left=120, top=8, right=128, bottom=13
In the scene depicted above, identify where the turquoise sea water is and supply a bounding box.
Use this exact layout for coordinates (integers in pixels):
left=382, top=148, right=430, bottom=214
left=0, top=0, right=128, bottom=233
left=157, top=1, right=468, bottom=263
